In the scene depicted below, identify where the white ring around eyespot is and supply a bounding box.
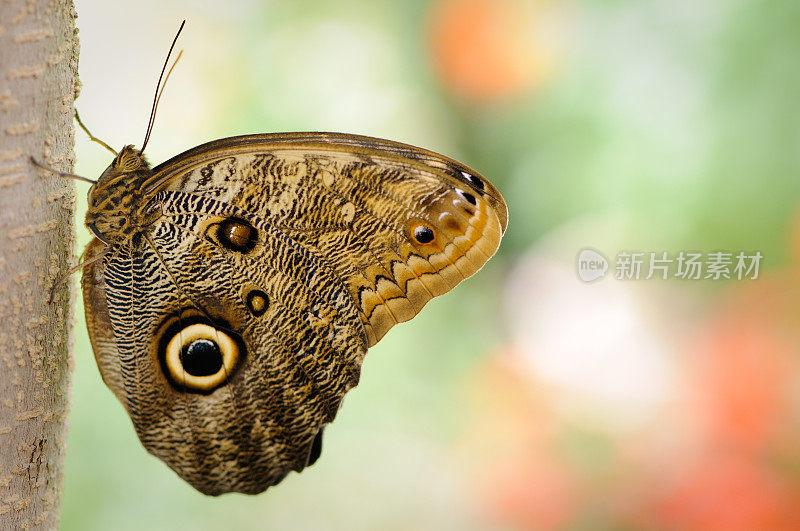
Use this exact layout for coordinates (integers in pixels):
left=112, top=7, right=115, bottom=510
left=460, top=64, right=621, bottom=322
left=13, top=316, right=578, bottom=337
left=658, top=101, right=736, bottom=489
left=164, top=323, right=238, bottom=391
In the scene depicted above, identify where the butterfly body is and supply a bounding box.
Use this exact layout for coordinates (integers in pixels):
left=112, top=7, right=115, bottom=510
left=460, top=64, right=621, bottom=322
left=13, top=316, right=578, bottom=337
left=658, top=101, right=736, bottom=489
left=82, top=132, right=507, bottom=495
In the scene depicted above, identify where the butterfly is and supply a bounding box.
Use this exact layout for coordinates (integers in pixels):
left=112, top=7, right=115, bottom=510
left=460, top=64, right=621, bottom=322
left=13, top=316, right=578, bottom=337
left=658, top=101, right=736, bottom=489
left=73, top=22, right=507, bottom=495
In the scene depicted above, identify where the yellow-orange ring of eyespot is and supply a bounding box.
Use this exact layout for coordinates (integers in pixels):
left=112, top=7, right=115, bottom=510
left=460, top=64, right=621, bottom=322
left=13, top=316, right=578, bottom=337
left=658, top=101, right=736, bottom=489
left=164, top=323, right=239, bottom=391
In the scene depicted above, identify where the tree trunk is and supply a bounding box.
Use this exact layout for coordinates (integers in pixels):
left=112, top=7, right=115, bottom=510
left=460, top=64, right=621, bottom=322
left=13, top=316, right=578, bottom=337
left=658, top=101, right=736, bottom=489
left=0, top=0, right=77, bottom=528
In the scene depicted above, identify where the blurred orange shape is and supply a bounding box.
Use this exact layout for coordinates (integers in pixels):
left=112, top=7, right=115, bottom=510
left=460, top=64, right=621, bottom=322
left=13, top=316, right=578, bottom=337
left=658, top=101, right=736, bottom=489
left=480, top=457, right=576, bottom=530
left=687, top=270, right=800, bottom=456
left=427, top=0, right=561, bottom=103
left=654, top=455, right=798, bottom=531
left=652, top=275, right=800, bottom=529
left=695, top=319, right=792, bottom=453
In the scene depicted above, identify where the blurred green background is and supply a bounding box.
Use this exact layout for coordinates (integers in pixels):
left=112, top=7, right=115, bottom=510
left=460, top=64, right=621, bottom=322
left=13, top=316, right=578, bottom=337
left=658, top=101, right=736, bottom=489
left=63, top=0, right=800, bottom=529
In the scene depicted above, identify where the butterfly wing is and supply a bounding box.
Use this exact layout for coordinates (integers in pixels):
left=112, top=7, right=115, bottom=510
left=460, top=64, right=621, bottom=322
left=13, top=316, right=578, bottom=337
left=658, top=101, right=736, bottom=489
left=83, top=132, right=507, bottom=495
left=83, top=189, right=366, bottom=495
left=148, top=132, right=508, bottom=345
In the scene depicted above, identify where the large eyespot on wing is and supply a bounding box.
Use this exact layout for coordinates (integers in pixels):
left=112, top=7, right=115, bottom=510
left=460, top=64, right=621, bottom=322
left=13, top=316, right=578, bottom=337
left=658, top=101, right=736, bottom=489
left=157, top=315, right=244, bottom=393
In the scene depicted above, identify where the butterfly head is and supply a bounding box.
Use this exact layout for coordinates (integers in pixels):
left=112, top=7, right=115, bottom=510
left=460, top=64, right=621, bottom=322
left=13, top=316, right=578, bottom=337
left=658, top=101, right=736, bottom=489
left=111, top=144, right=148, bottom=173
left=85, top=145, right=157, bottom=245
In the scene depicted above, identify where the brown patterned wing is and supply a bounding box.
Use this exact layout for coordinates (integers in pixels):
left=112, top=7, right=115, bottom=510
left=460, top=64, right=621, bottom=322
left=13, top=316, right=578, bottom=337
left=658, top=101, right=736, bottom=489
left=149, top=132, right=508, bottom=346
left=82, top=188, right=366, bottom=495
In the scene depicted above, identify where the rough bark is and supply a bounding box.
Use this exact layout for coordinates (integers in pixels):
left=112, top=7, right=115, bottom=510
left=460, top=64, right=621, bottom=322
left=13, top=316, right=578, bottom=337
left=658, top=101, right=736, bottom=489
left=0, top=0, right=78, bottom=528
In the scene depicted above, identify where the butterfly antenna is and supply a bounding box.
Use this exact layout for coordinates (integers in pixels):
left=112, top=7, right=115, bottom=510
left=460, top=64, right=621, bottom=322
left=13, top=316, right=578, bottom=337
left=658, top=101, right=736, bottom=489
left=148, top=49, right=183, bottom=145
left=75, top=109, right=118, bottom=156
left=30, top=156, right=97, bottom=184
left=141, top=20, right=186, bottom=153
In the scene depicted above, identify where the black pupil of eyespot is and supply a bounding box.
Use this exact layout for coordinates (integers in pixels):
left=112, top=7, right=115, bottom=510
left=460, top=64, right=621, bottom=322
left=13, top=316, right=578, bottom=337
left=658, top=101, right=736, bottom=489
left=180, top=339, right=223, bottom=377
left=414, top=225, right=434, bottom=244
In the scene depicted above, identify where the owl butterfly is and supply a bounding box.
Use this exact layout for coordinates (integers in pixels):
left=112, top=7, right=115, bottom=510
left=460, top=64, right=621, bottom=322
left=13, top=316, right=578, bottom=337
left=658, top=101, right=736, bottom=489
left=74, top=22, right=507, bottom=495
